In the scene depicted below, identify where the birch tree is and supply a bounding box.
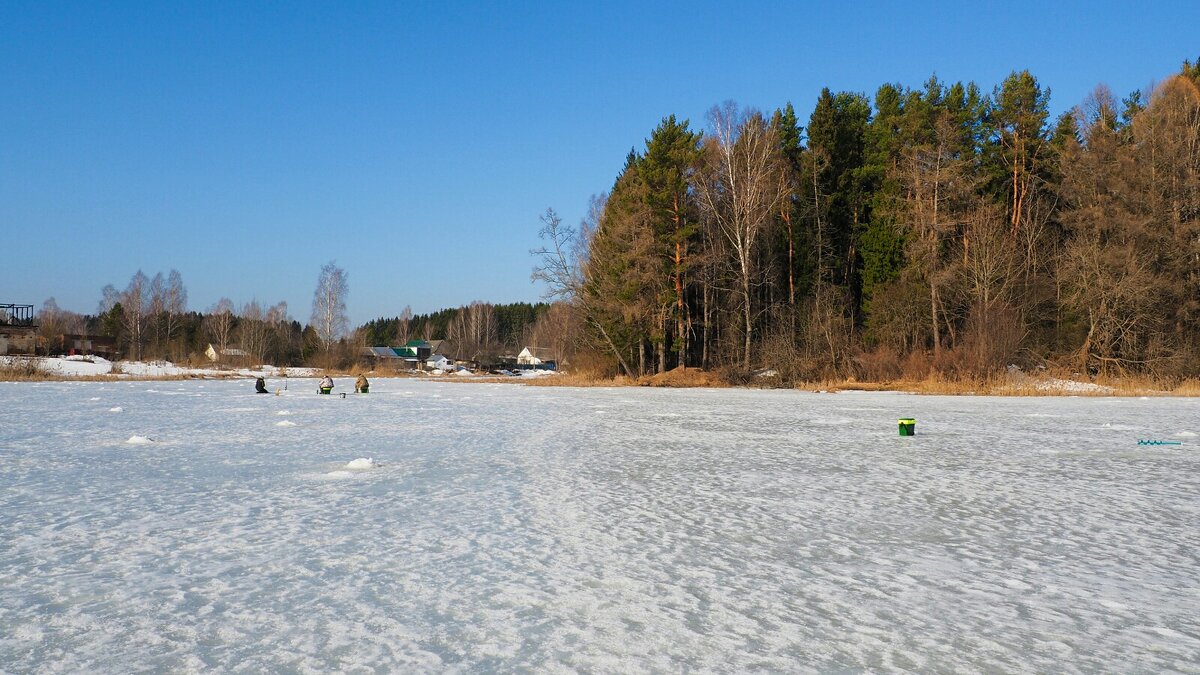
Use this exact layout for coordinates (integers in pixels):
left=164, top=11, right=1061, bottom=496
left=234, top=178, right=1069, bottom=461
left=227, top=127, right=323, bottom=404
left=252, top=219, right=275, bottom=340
left=310, top=261, right=349, bottom=355
left=694, top=103, right=790, bottom=369
left=120, top=270, right=150, bottom=360
left=204, top=298, right=236, bottom=354
left=238, top=300, right=271, bottom=364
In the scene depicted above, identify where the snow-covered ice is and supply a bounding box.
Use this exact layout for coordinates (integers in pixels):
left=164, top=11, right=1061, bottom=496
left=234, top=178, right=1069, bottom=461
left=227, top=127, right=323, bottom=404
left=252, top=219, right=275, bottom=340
left=1, top=379, right=1198, bottom=671
left=344, top=458, right=379, bottom=469
left=0, top=355, right=318, bottom=379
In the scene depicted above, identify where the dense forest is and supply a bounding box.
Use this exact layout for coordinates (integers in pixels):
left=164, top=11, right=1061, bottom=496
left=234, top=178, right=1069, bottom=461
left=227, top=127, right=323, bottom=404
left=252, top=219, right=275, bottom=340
left=534, top=60, right=1200, bottom=382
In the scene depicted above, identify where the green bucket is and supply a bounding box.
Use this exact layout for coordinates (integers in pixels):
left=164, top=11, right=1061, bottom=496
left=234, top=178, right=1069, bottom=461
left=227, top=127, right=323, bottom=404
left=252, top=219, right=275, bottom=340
left=898, top=418, right=916, bottom=436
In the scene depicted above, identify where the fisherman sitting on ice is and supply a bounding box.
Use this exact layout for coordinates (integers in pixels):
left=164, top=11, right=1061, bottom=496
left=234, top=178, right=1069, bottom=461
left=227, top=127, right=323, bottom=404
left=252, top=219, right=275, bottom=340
left=355, top=374, right=369, bottom=394
left=319, top=375, right=334, bottom=394
left=255, top=376, right=268, bottom=394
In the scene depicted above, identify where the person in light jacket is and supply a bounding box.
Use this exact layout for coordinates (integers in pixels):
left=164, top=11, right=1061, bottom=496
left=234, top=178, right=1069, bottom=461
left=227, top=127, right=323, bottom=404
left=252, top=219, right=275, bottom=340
left=319, top=375, right=334, bottom=394
left=355, top=374, right=369, bottom=394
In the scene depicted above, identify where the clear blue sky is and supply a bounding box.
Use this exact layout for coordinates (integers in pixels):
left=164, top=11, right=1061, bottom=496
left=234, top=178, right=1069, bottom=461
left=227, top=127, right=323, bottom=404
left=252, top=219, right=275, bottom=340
left=3, top=1, right=1197, bottom=326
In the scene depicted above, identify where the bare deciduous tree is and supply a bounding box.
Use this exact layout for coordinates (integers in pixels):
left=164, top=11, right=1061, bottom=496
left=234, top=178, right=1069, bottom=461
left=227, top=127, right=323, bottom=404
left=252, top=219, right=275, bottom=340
left=120, top=271, right=150, bottom=360
left=532, top=203, right=634, bottom=375
left=36, top=297, right=83, bottom=355
left=897, top=114, right=970, bottom=357
left=204, top=298, right=236, bottom=355
left=523, top=302, right=578, bottom=368
left=449, top=301, right=497, bottom=361
left=238, top=300, right=271, bottom=365
left=310, top=261, right=349, bottom=355
left=162, top=270, right=187, bottom=360
left=394, top=305, right=413, bottom=345
left=694, top=103, right=790, bottom=369
left=266, top=301, right=294, bottom=364
left=147, top=272, right=166, bottom=357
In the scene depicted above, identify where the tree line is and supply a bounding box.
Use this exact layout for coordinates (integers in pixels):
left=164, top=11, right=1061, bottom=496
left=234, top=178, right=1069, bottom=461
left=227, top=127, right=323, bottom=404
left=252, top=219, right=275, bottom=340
left=34, top=262, right=556, bottom=368
left=36, top=269, right=308, bottom=365
left=360, top=301, right=560, bottom=362
left=534, top=60, right=1200, bottom=382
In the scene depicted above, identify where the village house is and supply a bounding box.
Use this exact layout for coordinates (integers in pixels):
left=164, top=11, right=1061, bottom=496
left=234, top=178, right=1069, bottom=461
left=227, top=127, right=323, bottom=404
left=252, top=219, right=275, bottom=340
left=0, top=304, right=37, bottom=356
left=365, top=345, right=421, bottom=370
left=204, top=344, right=249, bottom=364
left=516, top=346, right=557, bottom=370
left=58, top=334, right=118, bottom=359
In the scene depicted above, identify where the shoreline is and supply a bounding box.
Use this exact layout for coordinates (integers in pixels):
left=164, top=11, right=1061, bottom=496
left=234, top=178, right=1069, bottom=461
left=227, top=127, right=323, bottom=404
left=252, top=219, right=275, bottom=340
left=3, top=357, right=1198, bottom=397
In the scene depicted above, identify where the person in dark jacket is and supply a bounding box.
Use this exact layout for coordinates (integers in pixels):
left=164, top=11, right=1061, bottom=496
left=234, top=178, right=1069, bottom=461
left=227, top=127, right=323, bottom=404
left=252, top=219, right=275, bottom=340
left=255, top=377, right=268, bottom=393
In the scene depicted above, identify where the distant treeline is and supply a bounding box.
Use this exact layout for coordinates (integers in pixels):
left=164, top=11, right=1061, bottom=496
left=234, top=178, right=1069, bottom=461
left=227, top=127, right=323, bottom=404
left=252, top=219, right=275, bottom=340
left=534, top=59, right=1200, bottom=382
left=360, top=301, right=551, bottom=356
left=34, top=281, right=553, bottom=368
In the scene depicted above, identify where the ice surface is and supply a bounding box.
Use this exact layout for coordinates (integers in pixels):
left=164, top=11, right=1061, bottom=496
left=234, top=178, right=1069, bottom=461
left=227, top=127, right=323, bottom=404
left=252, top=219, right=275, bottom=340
left=1, top=379, right=1198, bottom=671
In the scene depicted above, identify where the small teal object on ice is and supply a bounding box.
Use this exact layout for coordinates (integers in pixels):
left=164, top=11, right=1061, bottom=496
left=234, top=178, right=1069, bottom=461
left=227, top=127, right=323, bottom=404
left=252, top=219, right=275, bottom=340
left=1137, top=439, right=1182, bottom=446
left=898, top=418, right=916, bottom=436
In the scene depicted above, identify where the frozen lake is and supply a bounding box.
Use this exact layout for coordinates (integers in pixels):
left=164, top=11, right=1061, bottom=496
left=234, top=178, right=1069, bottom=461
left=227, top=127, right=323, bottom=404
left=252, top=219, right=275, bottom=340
left=1, top=379, right=1198, bottom=672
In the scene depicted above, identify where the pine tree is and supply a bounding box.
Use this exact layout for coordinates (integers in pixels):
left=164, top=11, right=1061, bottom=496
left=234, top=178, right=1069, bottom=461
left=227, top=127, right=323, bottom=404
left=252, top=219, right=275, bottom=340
left=639, top=115, right=702, bottom=368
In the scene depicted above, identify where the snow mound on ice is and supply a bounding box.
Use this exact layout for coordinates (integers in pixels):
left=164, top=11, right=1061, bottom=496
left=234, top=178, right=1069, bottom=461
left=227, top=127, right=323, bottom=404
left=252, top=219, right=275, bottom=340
left=109, top=406, right=123, bottom=413
left=118, top=360, right=190, bottom=377
left=275, top=420, right=297, bottom=427
left=1175, top=431, right=1197, bottom=437
left=1034, top=378, right=1114, bottom=393
left=344, top=458, right=379, bottom=469
left=126, top=435, right=154, bottom=445
left=32, top=356, right=114, bottom=376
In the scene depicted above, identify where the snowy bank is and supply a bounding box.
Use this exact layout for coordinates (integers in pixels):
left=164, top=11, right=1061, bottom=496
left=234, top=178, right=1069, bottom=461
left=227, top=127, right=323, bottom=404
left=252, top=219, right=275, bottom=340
left=0, top=356, right=318, bottom=380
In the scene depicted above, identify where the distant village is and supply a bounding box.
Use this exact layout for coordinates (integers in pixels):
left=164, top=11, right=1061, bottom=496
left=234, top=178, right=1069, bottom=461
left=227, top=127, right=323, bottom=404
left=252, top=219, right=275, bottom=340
left=1, top=302, right=559, bottom=375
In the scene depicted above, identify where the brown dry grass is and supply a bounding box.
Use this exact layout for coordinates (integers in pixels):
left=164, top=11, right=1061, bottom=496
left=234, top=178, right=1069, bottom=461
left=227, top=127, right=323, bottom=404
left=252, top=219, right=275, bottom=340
left=0, top=360, right=54, bottom=381
left=524, top=367, right=730, bottom=388
left=6, top=356, right=1200, bottom=396
left=778, top=371, right=1200, bottom=397
left=523, top=372, right=638, bottom=387
left=638, top=367, right=729, bottom=388
left=525, top=367, right=1200, bottom=396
